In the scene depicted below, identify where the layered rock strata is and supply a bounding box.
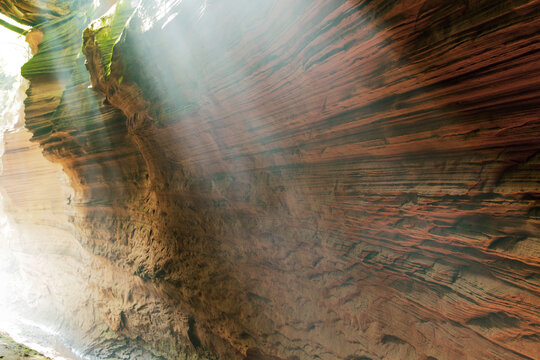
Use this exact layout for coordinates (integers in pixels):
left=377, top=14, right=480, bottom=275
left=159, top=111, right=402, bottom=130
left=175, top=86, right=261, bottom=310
left=1, top=127, right=200, bottom=359
left=1, top=0, right=539, bottom=359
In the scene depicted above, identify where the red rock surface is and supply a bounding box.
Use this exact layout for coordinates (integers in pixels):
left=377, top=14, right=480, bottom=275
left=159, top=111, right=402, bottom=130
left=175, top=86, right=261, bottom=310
left=1, top=0, right=539, bottom=359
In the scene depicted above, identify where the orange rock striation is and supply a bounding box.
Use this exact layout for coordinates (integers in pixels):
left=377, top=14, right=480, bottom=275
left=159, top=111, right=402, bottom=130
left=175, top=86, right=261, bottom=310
left=0, top=0, right=539, bottom=359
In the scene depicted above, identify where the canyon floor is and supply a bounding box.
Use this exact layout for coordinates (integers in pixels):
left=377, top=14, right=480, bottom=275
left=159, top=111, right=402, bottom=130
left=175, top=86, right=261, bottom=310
left=0, top=334, right=51, bottom=360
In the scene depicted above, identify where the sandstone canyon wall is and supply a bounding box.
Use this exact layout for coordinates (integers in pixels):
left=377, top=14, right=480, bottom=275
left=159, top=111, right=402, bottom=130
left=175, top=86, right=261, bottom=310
left=0, top=0, right=539, bottom=359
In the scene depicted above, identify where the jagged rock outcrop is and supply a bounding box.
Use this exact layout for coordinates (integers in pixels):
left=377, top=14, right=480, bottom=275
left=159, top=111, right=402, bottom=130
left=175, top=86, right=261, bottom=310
left=1, top=0, right=539, bottom=359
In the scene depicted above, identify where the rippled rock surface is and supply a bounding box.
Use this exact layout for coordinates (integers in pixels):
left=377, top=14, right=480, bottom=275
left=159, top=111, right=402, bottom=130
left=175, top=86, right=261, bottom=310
left=0, top=0, right=539, bottom=359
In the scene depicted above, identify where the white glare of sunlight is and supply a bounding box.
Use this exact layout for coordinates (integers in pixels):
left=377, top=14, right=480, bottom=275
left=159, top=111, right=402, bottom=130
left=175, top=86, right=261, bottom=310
left=198, top=1, right=207, bottom=20
left=0, top=15, right=29, bottom=135
left=0, top=14, right=29, bottom=76
left=161, top=12, right=179, bottom=29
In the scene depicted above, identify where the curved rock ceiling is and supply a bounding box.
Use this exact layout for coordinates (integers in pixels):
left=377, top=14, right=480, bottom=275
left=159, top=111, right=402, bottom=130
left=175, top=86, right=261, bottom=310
left=0, top=0, right=539, bottom=359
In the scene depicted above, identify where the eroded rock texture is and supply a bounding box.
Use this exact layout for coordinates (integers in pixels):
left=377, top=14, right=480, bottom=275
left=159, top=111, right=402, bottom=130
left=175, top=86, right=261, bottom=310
left=1, top=0, right=539, bottom=359
left=1, top=128, right=195, bottom=359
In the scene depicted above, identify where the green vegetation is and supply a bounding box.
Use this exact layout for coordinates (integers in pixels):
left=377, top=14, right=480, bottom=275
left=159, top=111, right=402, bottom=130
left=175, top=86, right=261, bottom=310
left=21, top=14, right=85, bottom=78
left=0, top=333, right=52, bottom=359
left=0, top=18, right=27, bottom=35
left=85, top=0, right=135, bottom=78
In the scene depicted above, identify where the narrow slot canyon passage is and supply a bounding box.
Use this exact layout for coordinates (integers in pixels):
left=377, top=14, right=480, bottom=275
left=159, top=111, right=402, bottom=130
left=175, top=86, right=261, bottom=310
left=0, top=1, right=538, bottom=359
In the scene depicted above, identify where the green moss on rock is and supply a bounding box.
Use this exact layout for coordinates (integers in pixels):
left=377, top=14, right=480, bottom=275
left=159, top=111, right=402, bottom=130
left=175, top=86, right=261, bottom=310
left=0, top=333, right=52, bottom=359
left=21, top=14, right=88, bottom=78
left=84, top=0, right=134, bottom=79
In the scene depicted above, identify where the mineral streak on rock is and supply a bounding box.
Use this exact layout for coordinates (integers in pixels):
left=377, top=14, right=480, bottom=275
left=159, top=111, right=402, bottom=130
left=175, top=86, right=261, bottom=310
left=0, top=0, right=539, bottom=359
